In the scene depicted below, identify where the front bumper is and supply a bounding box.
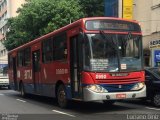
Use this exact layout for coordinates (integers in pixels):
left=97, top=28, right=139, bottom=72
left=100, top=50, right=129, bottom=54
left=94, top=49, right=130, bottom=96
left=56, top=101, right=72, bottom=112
left=83, top=85, right=146, bottom=101
left=0, top=82, right=9, bottom=87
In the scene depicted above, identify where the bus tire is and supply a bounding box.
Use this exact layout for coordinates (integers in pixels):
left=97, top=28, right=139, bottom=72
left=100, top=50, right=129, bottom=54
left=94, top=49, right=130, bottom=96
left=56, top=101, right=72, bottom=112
left=57, top=84, right=68, bottom=108
left=151, top=93, right=160, bottom=107
left=20, top=82, right=26, bottom=98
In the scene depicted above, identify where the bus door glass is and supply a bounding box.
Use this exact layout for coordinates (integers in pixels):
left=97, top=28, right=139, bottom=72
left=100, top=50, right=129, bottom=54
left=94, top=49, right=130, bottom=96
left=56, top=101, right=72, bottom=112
left=32, top=50, right=41, bottom=94
left=10, top=56, right=18, bottom=90
left=70, top=35, right=82, bottom=98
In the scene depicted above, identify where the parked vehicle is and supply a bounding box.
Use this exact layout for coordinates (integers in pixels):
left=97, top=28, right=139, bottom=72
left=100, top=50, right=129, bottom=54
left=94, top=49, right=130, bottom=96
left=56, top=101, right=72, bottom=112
left=0, top=75, right=9, bottom=89
left=145, top=67, right=160, bottom=107
left=0, top=66, right=9, bottom=89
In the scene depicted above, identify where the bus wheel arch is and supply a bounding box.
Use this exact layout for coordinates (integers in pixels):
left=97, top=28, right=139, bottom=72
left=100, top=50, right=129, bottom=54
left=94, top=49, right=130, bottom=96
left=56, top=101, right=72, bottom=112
left=55, top=80, right=68, bottom=108
left=19, top=80, right=26, bottom=97
left=55, top=80, right=64, bottom=98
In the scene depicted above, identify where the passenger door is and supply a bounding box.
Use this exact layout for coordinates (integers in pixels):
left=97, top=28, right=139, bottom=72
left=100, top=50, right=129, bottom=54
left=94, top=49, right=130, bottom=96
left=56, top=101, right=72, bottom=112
left=32, top=50, right=41, bottom=94
left=12, top=57, right=18, bottom=90
left=70, top=35, right=83, bottom=99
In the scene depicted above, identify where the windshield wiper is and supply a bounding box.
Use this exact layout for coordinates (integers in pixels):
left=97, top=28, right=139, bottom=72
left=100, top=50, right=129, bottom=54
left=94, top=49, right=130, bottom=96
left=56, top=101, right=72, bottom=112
left=99, top=30, right=117, bottom=50
left=99, top=30, right=121, bottom=72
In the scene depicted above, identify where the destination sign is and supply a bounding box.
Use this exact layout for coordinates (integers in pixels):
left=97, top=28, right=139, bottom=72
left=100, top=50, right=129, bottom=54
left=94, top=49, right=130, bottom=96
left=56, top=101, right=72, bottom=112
left=85, top=20, right=141, bottom=32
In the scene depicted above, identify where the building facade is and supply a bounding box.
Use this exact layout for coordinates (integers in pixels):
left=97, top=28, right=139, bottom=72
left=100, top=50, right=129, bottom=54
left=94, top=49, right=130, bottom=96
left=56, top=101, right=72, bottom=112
left=133, top=0, right=160, bottom=66
left=0, top=0, right=25, bottom=69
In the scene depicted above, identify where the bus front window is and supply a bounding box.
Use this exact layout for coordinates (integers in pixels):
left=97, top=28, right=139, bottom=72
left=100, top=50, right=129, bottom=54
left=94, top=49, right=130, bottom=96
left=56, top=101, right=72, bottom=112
left=83, top=34, right=142, bottom=72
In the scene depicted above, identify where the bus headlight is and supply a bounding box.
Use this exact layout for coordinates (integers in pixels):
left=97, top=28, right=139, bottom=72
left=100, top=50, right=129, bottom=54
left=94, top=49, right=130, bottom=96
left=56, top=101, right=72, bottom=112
left=86, top=85, right=108, bottom=93
left=131, top=82, right=144, bottom=90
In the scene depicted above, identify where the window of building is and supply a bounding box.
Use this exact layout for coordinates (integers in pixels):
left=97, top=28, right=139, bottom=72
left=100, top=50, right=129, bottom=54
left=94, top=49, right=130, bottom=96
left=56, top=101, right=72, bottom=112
left=2, top=14, right=4, bottom=21
left=24, top=47, right=31, bottom=66
left=3, top=49, right=6, bottom=55
left=4, top=0, right=7, bottom=7
left=42, top=38, right=53, bottom=63
left=17, top=50, right=24, bottom=67
left=53, top=33, right=67, bottom=60
left=4, top=11, right=7, bottom=20
left=1, top=3, right=4, bottom=10
left=0, top=50, right=2, bottom=56
left=1, top=27, right=4, bottom=34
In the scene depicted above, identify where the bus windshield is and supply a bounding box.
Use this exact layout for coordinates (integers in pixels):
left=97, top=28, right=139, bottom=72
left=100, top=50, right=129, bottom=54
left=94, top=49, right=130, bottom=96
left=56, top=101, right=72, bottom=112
left=83, top=33, right=142, bottom=72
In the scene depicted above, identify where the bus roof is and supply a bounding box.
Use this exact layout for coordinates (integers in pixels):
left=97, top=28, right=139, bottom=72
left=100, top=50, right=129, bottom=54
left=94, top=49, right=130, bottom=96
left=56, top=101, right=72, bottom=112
left=83, top=17, right=139, bottom=24
left=8, top=17, right=140, bottom=54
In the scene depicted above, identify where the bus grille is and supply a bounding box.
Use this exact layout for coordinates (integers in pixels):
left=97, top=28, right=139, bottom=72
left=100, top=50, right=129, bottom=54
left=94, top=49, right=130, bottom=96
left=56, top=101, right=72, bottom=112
left=97, top=77, right=140, bottom=84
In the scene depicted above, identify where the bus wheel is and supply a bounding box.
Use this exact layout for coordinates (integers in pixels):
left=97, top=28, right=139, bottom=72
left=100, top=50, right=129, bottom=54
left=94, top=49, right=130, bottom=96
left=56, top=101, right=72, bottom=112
left=103, top=100, right=115, bottom=106
left=20, top=83, right=26, bottom=97
left=152, top=93, right=160, bottom=107
left=57, top=84, right=68, bottom=108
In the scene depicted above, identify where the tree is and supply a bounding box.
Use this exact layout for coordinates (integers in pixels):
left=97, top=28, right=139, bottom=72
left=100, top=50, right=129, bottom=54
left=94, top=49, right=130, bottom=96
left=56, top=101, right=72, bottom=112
left=78, top=0, right=104, bottom=17
left=4, top=0, right=84, bottom=50
left=43, top=0, right=84, bottom=34
left=3, top=17, right=31, bottom=50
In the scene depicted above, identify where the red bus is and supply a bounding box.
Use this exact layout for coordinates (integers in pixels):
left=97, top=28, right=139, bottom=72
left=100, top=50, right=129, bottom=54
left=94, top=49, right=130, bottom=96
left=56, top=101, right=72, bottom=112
left=8, top=17, right=146, bottom=108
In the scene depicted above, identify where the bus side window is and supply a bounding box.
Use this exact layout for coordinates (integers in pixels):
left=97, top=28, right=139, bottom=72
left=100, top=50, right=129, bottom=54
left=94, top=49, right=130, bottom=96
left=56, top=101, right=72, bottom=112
left=24, top=47, right=31, bottom=66
left=53, top=33, right=67, bottom=61
left=17, top=50, right=24, bottom=67
left=42, top=38, right=53, bottom=63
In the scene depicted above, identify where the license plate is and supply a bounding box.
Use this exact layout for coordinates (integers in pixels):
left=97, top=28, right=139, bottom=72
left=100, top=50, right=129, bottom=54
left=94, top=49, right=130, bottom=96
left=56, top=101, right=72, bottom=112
left=116, top=94, right=126, bottom=99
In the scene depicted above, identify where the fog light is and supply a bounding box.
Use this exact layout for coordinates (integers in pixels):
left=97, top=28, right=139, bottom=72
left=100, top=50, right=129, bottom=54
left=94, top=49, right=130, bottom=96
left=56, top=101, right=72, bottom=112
left=132, top=94, right=136, bottom=98
left=106, top=95, right=110, bottom=99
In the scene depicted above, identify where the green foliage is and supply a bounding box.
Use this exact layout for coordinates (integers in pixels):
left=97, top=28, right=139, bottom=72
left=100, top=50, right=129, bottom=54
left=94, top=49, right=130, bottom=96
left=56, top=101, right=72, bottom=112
left=43, top=0, right=84, bottom=34
left=3, top=17, right=31, bottom=50
left=4, top=0, right=84, bottom=50
left=78, top=0, right=104, bottom=17
left=4, top=0, right=104, bottom=50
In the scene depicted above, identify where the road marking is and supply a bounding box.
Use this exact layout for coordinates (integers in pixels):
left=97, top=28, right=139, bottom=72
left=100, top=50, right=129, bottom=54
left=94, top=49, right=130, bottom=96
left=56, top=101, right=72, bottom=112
left=146, top=107, right=160, bottom=111
left=52, top=110, right=76, bottom=117
left=0, top=94, right=4, bottom=96
left=16, top=99, right=26, bottom=103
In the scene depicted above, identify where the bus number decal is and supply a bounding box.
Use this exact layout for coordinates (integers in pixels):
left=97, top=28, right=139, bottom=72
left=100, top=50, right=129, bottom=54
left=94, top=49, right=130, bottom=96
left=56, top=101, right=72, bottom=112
left=96, top=74, right=107, bottom=79
left=56, top=69, right=68, bottom=75
left=24, top=70, right=32, bottom=79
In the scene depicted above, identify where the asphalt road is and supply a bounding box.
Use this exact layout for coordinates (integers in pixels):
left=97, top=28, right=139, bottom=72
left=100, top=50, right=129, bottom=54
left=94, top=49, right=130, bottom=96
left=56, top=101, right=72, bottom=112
left=0, top=88, right=160, bottom=120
